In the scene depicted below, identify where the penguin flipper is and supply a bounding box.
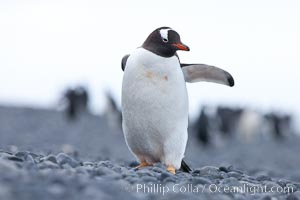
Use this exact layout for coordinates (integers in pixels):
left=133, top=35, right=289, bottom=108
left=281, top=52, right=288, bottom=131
left=121, top=54, right=130, bottom=71
left=181, top=63, right=234, bottom=87
left=180, top=159, right=192, bottom=173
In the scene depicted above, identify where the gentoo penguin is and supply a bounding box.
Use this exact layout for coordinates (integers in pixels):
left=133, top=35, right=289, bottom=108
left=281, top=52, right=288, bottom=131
left=121, top=27, right=234, bottom=174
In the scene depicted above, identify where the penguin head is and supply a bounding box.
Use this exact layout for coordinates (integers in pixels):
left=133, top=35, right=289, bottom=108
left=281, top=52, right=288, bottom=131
left=142, top=27, right=190, bottom=57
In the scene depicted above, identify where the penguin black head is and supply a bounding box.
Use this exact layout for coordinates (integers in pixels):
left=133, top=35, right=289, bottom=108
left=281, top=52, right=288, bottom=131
left=142, top=27, right=190, bottom=57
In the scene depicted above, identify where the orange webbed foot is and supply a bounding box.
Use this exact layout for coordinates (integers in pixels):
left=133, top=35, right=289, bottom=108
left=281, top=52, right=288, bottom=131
left=167, top=165, right=176, bottom=174
left=135, top=161, right=153, bottom=169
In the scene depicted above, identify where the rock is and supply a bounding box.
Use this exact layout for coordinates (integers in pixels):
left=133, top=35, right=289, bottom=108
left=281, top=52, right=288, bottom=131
left=56, top=153, right=80, bottom=168
left=287, top=191, right=300, bottom=200
left=41, top=154, right=58, bottom=164
left=136, top=169, right=155, bottom=177
left=287, top=194, right=299, bottom=200
left=277, top=179, right=291, bottom=187
left=191, top=177, right=212, bottom=185
left=241, top=175, right=259, bottom=184
left=0, top=151, right=13, bottom=159
left=286, top=184, right=298, bottom=193
left=124, top=176, right=141, bottom=184
left=294, top=183, right=300, bottom=190
left=141, top=176, right=157, bottom=182
left=263, top=181, right=280, bottom=191
left=112, top=166, right=128, bottom=174
left=219, top=165, right=233, bottom=173
left=0, top=158, right=18, bottom=171
left=97, top=160, right=114, bottom=168
left=38, top=160, right=59, bottom=169
left=76, top=165, right=94, bottom=175
left=82, top=161, right=94, bottom=167
left=256, top=174, right=272, bottom=181
left=15, top=151, right=30, bottom=159
left=102, top=173, right=122, bottom=180
left=227, top=171, right=243, bottom=179
left=176, top=171, right=193, bottom=179
left=221, top=177, right=241, bottom=187
left=233, top=194, right=247, bottom=200
left=128, top=161, right=139, bottom=168
left=24, top=155, right=35, bottom=164
left=259, top=195, right=273, bottom=200
left=160, top=172, right=172, bottom=181
left=152, top=166, right=166, bottom=173
left=14, top=151, right=34, bottom=163
left=162, top=176, right=177, bottom=183
left=192, top=166, right=222, bottom=179
left=93, top=166, right=116, bottom=177
left=0, top=151, right=24, bottom=163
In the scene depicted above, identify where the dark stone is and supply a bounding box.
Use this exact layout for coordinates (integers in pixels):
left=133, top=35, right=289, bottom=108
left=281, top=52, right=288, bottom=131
left=7, top=156, right=23, bottom=162
left=219, top=165, right=233, bottom=173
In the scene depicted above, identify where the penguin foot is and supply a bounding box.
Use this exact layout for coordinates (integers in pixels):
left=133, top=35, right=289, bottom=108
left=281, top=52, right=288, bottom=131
left=167, top=165, right=176, bottom=174
left=135, top=161, right=152, bottom=169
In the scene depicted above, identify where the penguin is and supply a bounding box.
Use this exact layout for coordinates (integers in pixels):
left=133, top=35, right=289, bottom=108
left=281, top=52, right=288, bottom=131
left=121, top=27, right=234, bottom=174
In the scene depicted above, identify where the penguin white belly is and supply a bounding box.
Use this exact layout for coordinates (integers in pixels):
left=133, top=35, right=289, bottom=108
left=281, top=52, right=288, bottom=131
left=122, top=48, right=188, bottom=169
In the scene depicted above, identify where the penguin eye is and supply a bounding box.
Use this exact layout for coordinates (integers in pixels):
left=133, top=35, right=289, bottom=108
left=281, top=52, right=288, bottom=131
left=162, top=38, right=168, bottom=43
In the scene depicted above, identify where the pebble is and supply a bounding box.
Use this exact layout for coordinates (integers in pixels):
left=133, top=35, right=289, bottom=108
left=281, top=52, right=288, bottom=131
left=94, top=166, right=116, bottom=177
left=159, top=172, right=172, bottom=181
left=41, top=154, right=57, bottom=164
left=219, top=165, right=233, bottom=173
left=56, top=153, right=80, bottom=168
left=38, top=160, right=59, bottom=169
left=277, top=179, right=291, bottom=187
left=191, top=177, right=212, bottom=185
left=256, top=174, right=272, bottom=181
left=221, top=177, right=241, bottom=187
left=227, top=171, right=243, bottom=179
left=141, top=176, right=157, bottom=182
left=287, top=191, right=300, bottom=200
left=286, top=183, right=298, bottom=193
left=0, top=149, right=298, bottom=200
left=193, top=166, right=222, bottom=179
left=0, top=158, right=18, bottom=171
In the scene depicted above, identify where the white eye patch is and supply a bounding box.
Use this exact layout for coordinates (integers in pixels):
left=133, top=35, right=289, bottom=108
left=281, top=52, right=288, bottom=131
left=159, top=28, right=172, bottom=42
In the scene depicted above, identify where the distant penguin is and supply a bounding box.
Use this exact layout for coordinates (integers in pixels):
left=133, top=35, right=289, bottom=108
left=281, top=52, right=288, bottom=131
left=217, top=107, right=242, bottom=136
left=65, top=89, right=77, bottom=120
left=104, top=91, right=122, bottom=130
left=237, top=109, right=263, bottom=142
left=63, top=86, right=90, bottom=121
left=195, top=107, right=210, bottom=145
left=121, top=27, right=234, bottom=174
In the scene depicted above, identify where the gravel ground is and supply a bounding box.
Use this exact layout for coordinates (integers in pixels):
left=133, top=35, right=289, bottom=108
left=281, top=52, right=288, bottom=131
left=0, top=105, right=300, bottom=200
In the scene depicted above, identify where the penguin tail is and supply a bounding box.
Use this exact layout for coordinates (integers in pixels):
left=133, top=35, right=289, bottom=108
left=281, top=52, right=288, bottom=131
left=180, top=159, right=192, bottom=173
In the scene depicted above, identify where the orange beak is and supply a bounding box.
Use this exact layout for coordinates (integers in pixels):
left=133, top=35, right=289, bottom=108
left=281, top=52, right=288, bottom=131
left=172, top=43, right=190, bottom=51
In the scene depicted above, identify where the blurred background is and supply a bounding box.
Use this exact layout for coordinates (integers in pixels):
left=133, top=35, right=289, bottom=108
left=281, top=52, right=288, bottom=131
left=0, top=0, right=300, bottom=180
